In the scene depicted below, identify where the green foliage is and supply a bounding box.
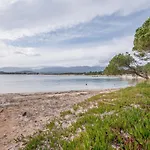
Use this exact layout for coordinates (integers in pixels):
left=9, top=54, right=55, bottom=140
left=133, top=17, right=150, bottom=53
left=144, top=63, right=150, bottom=74
left=103, top=64, right=122, bottom=75
left=104, top=53, right=149, bottom=79
left=60, top=110, right=72, bottom=117
left=63, top=109, right=150, bottom=150
left=103, top=53, right=135, bottom=75
left=85, top=71, right=103, bottom=75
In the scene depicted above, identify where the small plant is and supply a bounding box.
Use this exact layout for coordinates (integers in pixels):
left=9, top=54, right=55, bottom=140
left=60, top=110, right=72, bottom=117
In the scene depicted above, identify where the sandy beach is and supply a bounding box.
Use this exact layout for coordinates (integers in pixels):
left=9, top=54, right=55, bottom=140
left=0, top=89, right=119, bottom=150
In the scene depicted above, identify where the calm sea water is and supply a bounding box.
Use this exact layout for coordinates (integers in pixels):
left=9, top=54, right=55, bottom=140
left=0, top=75, right=136, bottom=93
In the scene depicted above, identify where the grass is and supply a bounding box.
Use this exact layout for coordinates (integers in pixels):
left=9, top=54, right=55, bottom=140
left=22, top=81, right=150, bottom=150
left=60, top=110, right=72, bottom=117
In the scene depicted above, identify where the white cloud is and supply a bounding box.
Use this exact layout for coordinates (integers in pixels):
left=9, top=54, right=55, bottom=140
left=0, top=41, right=39, bottom=58
left=0, top=0, right=149, bottom=40
left=0, top=35, right=134, bottom=67
left=0, top=0, right=149, bottom=67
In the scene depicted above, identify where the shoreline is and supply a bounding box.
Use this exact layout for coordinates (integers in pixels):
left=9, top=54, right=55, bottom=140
left=0, top=73, right=147, bottom=80
left=0, top=89, right=119, bottom=150
left=0, top=88, right=121, bottom=95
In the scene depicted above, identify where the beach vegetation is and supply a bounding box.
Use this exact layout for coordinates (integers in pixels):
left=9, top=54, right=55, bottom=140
left=22, top=81, right=150, bottom=150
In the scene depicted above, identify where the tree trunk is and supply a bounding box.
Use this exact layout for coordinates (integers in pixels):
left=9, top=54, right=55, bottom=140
left=127, top=65, right=149, bottom=80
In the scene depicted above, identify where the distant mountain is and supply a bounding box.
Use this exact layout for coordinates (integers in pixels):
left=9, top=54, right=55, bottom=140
left=0, top=67, right=32, bottom=72
left=0, top=66, right=104, bottom=73
left=34, top=66, right=104, bottom=73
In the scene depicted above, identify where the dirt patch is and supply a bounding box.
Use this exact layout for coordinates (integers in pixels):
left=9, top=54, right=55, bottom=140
left=0, top=89, right=117, bottom=150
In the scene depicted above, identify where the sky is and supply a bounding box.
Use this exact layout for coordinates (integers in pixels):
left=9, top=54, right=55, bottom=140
left=0, top=0, right=150, bottom=67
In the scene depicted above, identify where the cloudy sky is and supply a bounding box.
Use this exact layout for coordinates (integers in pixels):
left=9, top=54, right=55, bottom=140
left=0, top=0, right=150, bottom=67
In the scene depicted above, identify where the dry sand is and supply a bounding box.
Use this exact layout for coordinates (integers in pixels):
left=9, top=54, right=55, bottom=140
left=0, top=89, right=118, bottom=150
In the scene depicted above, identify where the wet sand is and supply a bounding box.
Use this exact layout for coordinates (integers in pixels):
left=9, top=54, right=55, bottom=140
left=0, top=89, right=118, bottom=150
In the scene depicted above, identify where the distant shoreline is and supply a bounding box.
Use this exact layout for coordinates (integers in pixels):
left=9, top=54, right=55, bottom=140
left=0, top=72, right=100, bottom=76
left=0, top=73, right=145, bottom=79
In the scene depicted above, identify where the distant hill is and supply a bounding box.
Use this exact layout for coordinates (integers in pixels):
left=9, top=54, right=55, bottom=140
left=0, top=67, right=32, bottom=72
left=0, top=66, right=104, bottom=74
